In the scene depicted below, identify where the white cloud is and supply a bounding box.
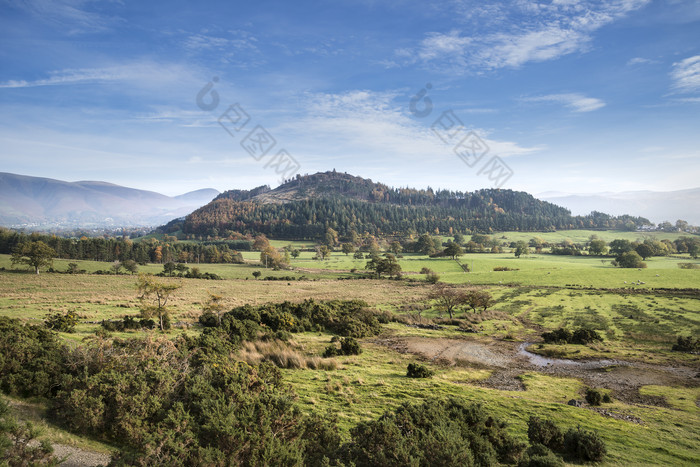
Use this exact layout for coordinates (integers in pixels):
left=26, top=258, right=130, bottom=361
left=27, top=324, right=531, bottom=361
left=627, top=57, right=657, bottom=66
left=406, top=0, right=651, bottom=72
left=670, top=55, right=700, bottom=93
left=280, top=90, right=539, bottom=163
left=0, top=61, right=198, bottom=89
left=10, top=0, right=115, bottom=34
left=521, top=93, right=606, bottom=112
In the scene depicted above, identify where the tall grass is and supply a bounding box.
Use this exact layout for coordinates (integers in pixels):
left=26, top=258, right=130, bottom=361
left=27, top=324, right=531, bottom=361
left=238, top=340, right=338, bottom=370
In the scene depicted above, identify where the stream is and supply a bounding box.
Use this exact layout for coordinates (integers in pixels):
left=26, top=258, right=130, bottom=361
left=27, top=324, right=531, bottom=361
left=517, top=343, right=620, bottom=369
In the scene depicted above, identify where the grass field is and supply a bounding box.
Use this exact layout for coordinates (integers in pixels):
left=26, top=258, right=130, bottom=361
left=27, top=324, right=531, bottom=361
left=1, top=229, right=699, bottom=465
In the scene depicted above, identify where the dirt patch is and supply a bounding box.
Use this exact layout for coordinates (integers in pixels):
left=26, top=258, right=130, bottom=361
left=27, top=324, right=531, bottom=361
left=52, top=444, right=110, bottom=467
left=383, top=336, right=514, bottom=368
left=476, top=369, right=526, bottom=391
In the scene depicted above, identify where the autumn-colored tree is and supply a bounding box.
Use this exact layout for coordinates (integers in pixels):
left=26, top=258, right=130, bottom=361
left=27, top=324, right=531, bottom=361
left=153, top=246, right=163, bottom=263
left=261, top=246, right=285, bottom=268
left=253, top=234, right=271, bottom=251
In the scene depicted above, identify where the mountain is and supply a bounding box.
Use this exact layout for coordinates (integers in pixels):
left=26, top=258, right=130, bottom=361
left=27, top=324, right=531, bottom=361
left=0, top=172, right=219, bottom=228
left=170, top=171, right=650, bottom=239
left=538, top=188, right=700, bottom=226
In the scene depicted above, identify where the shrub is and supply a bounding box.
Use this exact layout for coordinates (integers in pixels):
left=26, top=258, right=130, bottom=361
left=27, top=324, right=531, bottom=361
left=101, top=316, right=155, bottom=332
left=0, top=318, right=67, bottom=398
left=340, top=337, right=361, bottom=355
left=585, top=388, right=603, bottom=406
left=563, top=427, right=606, bottom=462
left=426, top=272, right=440, bottom=283
left=406, top=362, right=434, bottom=378
left=518, top=444, right=564, bottom=467
left=44, top=311, right=78, bottom=333
left=323, top=337, right=362, bottom=357
left=541, top=328, right=572, bottom=344
left=527, top=416, right=563, bottom=451
left=672, top=335, right=699, bottom=353
left=571, top=329, right=602, bottom=344
left=678, top=262, right=700, bottom=269
left=346, top=399, right=524, bottom=466
left=0, top=397, right=58, bottom=466
left=542, top=328, right=602, bottom=345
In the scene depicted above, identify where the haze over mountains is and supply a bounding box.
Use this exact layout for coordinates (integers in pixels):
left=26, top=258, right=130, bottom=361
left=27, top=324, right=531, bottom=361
left=538, top=189, right=700, bottom=226
left=0, top=173, right=219, bottom=228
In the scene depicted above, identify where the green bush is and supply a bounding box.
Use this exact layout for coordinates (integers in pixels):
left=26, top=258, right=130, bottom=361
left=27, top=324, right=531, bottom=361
left=571, top=329, right=602, bottom=344
left=527, top=416, right=563, bottom=451
left=585, top=388, right=603, bottom=406
left=406, top=362, right=434, bottom=378
left=563, top=427, right=606, bottom=463
left=44, top=311, right=79, bottom=333
left=518, top=444, right=564, bottom=467
left=541, top=328, right=571, bottom=344
left=542, top=328, right=602, bottom=345
left=323, top=337, right=362, bottom=357
left=218, top=299, right=382, bottom=345
left=101, top=316, right=155, bottom=332
left=345, top=399, right=524, bottom=466
left=0, top=317, right=66, bottom=398
left=672, top=335, right=699, bottom=353
left=51, top=334, right=327, bottom=466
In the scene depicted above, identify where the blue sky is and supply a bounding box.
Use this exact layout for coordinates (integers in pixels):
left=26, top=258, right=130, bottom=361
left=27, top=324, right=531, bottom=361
left=1, top=0, right=699, bottom=196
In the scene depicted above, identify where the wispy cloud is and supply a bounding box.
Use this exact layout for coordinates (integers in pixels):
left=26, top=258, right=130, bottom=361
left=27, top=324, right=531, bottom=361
left=626, top=57, right=658, bottom=66
left=521, top=93, right=606, bottom=112
left=10, top=0, right=117, bottom=34
left=670, top=55, right=700, bottom=93
left=402, top=0, right=651, bottom=73
left=0, top=61, right=197, bottom=89
left=182, top=30, right=265, bottom=68
left=282, top=90, right=539, bottom=162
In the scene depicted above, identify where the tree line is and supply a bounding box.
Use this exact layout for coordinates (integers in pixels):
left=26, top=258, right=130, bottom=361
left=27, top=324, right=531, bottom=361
left=0, top=228, right=251, bottom=264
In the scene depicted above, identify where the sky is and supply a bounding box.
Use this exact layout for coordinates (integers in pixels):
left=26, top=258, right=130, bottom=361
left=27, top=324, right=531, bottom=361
left=0, top=0, right=699, bottom=196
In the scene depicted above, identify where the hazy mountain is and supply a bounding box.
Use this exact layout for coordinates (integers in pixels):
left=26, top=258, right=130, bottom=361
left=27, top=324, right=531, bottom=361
left=537, top=188, right=700, bottom=226
left=0, top=172, right=219, bottom=228
left=168, top=171, right=649, bottom=238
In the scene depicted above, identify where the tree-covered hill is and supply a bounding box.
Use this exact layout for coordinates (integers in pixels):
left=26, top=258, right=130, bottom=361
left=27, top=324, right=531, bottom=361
left=174, top=171, right=649, bottom=239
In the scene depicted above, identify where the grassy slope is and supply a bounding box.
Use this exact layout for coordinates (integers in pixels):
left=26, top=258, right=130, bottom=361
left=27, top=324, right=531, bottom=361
left=282, top=334, right=700, bottom=466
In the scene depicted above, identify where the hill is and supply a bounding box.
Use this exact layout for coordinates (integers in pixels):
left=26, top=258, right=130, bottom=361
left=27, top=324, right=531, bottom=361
left=0, top=172, right=219, bottom=228
left=538, top=188, right=700, bottom=226
left=174, top=171, right=650, bottom=239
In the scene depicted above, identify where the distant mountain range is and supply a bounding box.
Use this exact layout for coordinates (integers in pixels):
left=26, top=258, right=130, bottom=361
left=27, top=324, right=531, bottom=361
left=538, top=189, right=700, bottom=226
left=0, top=173, right=219, bottom=228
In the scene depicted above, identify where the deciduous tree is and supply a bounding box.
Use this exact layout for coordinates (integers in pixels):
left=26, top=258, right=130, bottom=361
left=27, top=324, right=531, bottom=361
left=428, top=285, right=467, bottom=319
left=136, top=274, right=182, bottom=331
left=10, top=241, right=55, bottom=274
